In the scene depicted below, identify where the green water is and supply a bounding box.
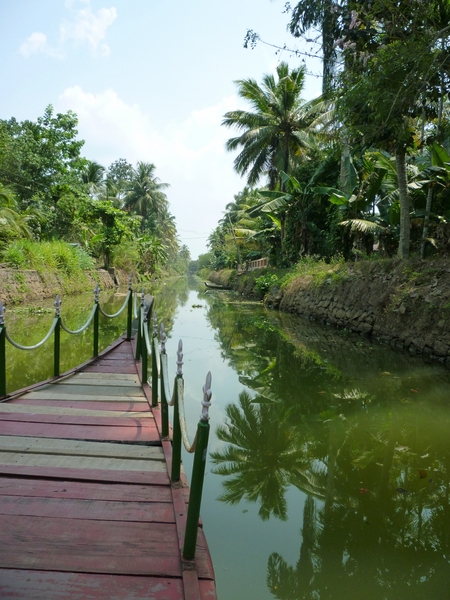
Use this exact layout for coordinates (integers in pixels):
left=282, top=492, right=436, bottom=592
left=5, top=277, right=450, bottom=598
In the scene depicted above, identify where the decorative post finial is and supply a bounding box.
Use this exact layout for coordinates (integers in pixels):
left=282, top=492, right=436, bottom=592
left=128, top=274, right=133, bottom=290
left=94, top=284, right=100, bottom=303
left=201, top=371, right=212, bottom=421
left=160, top=323, right=166, bottom=354
left=153, top=311, right=158, bottom=336
left=176, top=339, right=183, bottom=376
left=54, top=294, right=62, bottom=317
left=141, top=287, right=145, bottom=307
left=0, top=301, right=5, bottom=326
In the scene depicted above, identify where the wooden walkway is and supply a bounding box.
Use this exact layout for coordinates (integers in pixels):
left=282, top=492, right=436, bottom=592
left=0, top=337, right=217, bottom=600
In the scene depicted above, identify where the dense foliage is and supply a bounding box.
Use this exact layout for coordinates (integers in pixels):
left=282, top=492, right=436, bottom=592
left=205, top=0, right=450, bottom=270
left=0, top=105, right=190, bottom=278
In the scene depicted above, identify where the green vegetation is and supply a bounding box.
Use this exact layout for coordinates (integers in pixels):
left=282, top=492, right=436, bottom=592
left=204, top=1, right=450, bottom=273
left=0, top=105, right=190, bottom=282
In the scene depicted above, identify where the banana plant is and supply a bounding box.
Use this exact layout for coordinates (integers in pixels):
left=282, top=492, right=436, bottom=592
left=314, top=153, right=388, bottom=236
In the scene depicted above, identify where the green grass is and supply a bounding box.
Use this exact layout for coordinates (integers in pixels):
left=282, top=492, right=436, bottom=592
left=2, top=240, right=95, bottom=276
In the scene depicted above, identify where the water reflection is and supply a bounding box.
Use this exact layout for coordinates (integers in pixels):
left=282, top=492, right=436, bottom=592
left=205, top=293, right=450, bottom=599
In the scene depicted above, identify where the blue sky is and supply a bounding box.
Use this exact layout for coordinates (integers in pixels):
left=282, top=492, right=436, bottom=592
left=0, top=0, right=322, bottom=259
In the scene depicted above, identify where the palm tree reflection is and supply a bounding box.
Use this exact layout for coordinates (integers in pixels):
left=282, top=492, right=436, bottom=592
left=212, top=391, right=450, bottom=598
left=211, top=391, right=308, bottom=520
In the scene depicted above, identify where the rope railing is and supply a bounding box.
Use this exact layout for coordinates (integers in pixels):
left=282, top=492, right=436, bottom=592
left=5, top=317, right=58, bottom=351
left=0, top=275, right=135, bottom=397
left=138, top=311, right=212, bottom=561
left=98, top=290, right=131, bottom=318
left=60, top=303, right=97, bottom=335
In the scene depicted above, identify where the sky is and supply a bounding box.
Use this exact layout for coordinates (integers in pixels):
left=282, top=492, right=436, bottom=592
left=0, top=0, right=323, bottom=259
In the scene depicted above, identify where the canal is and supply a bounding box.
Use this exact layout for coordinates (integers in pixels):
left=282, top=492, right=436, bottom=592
left=5, top=276, right=450, bottom=599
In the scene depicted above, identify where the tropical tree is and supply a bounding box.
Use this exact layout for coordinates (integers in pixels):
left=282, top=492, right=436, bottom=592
left=105, top=158, right=134, bottom=206
left=0, top=105, right=85, bottom=203
left=336, top=0, right=450, bottom=258
left=286, top=0, right=346, bottom=94
left=124, top=162, right=169, bottom=230
left=222, top=62, right=319, bottom=191
left=0, top=183, right=36, bottom=246
left=81, top=160, right=105, bottom=198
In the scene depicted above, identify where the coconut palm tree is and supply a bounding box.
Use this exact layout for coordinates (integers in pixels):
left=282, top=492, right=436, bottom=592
left=124, top=162, right=169, bottom=230
left=0, top=183, right=36, bottom=244
left=222, top=62, right=319, bottom=191
left=81, top=160, right=105, bottom=198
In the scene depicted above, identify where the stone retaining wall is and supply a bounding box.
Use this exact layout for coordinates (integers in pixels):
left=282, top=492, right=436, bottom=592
left=211, top=258, right=450, bottom=368
left=0, top=268, right=117, bottom=306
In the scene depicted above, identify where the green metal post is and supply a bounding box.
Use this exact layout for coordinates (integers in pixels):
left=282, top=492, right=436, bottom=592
left=126, top=295, right=132, bottom=340
left=54, top=317, right=61, bottom=377
left=183, top=419, right=210, bottom=560
left=161, top=353, right=169, bottom=438
left=93, top=302, right=99, bottom=357
left=126, top=275, right=133, bottom=340
left=136, top=304, right=142, bottom=361
left=141, top=314, right=148, bottom=384
left=171, top=376, right=182, bottom=482
left=0, top=326, right=6, bottom=397
left=151, top=336, right=158, bottom=407
left=53, top=295, right=61, bottom=377
left=93, top=284, right=100, bottom=358
left=0, top=301, right=5, bottom=397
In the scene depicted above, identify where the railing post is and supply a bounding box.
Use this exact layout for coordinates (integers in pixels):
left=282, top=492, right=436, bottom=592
left=0, top=302, right=6, bottom=397
left=141, top=309, right=148, bottom=384
left=53, top=295, right=61, bottom=377
left=160, top=323, right=169, bottom=438
left=93, top=284, right=100, bottom=357
left=126, top=274, right=133, bottom=340
left=136, top=289, right=144, bottom=361
left=151, top=311, right=158, bottom=407
left=183, top=372, right=212, bottom=561
left=171, top=340, right=183, bottom=483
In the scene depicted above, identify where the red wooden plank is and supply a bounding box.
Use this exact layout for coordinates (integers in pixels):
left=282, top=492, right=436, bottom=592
left=0, top=420, right=160, bottom=442
left=0, top=569, right=184, bottom=599
left=0, top=465, right=169, bottom=485
left=100, top=353, right=135, bottom=360
left=2, top=337, right=129, bottom=402
left=0, top=477, right=172, bottom=502
left=195, top=528, right=216, bottom=581
left=0, top=495, right=175, bottom=523
left=183, top=569, right=202, bottom=600
left=83, top=365, right=137, bottom=373
left=0, top=514, right=181, bottom=576
left=0, top=413, right=153, bottom=427
left=12, top=399, right=151, bottom=411
left=199, top=579, right=218, bottom=600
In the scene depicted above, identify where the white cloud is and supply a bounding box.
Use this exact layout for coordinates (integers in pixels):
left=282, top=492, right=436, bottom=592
left=19, top=1, right=116, bottom=59
left=61, top=4, right=117, bottom=56
left=19, top=32, right=63, bottom=59
left=56, top=86, right=244, bottom=258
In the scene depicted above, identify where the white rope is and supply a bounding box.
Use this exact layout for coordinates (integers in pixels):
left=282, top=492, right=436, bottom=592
left=160, top=352, right=173, bottom=405
left=98, top=289, right=131, bottom=318
left=61, top=304, right=97, bottom=335
left=6, top=318, right=58, bottom=350
left=177, top=376, right=197, bottom=454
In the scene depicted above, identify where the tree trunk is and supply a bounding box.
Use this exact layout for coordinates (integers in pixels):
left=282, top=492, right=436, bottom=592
left=420, top=186, right=433, bottom=259
left=396, top=146, right=410, bottom=259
